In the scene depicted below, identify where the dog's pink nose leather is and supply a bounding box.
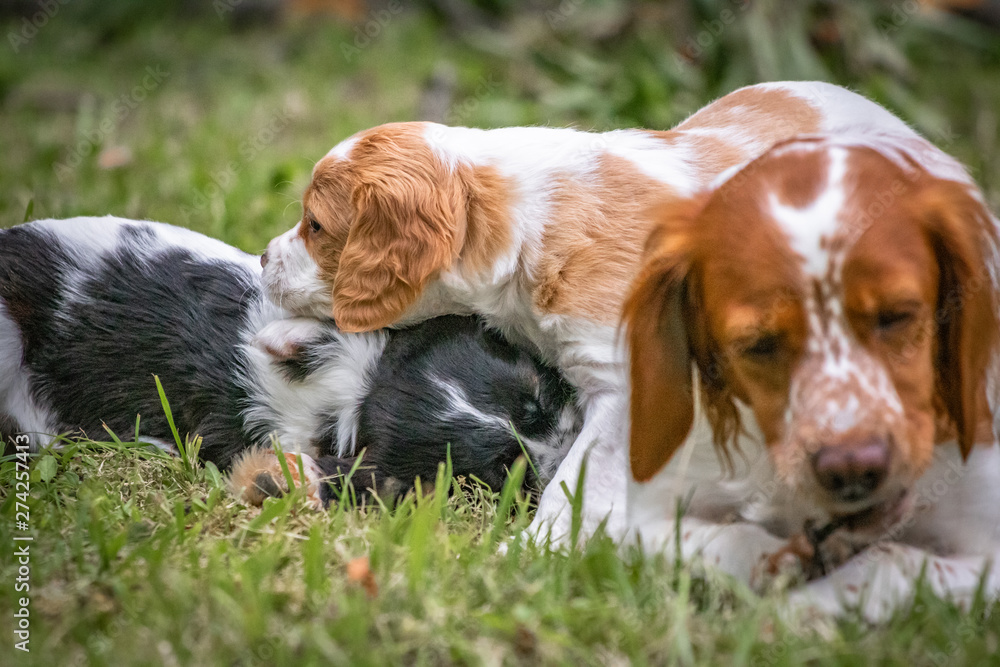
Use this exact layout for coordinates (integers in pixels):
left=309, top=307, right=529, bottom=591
left=812, top=438, right=891, bottom=502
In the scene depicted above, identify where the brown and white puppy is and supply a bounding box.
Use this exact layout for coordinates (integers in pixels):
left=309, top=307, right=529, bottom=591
left=260, top=81, right=922, bottom=543
left=624, top=133, right=1000, bottom=619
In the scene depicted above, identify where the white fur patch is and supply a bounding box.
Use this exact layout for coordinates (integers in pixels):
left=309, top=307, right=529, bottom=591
left=30, top=216, right=255, bottom=268
left=242, top=321, right=388, bottom=458
left=0, top=279, right=57, bottom=450
left=326, top=135, right=359, bottom=161
left=769, top=146, right=848, bottom=278
left=261, top=222, right=332, bottom=319
left=432, top=375, right=511, bottom=431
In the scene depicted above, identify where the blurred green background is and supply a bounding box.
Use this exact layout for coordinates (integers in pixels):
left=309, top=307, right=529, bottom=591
left=3, top=4, right=1000, bottom=664
left=2, top=0, right=999, bottom=253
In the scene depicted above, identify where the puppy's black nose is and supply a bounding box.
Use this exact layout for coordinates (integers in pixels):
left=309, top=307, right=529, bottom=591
left=260, top=251, right=269, bottom=268
left=812, top=438, right=890, bottom=503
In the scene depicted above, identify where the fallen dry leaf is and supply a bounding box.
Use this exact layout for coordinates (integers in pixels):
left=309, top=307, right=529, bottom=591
left=346, top=556, right=378, bottom=598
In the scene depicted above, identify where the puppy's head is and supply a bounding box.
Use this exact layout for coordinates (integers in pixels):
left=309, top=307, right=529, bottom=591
left=624, top=137, right=998, bottom=531
left=357, top=316, right=580, bottom=492
left=262, top=123, right=470, bottom=330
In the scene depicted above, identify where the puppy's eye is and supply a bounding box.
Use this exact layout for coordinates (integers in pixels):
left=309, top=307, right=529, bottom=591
left=514, top=395, right=549, bottom=437
left=875, top=309, right=915, bottom=333
left=308, top=218, right=322, bottom=233
left=740, top=334, right=781, bottom=361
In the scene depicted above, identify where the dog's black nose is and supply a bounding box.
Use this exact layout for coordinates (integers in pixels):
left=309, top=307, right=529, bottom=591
left=812, top=438, right=890, bottom=502
left=260, top=251, right=269, bottom=268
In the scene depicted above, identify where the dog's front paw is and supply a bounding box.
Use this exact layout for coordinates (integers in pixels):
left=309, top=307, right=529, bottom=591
left=229, top=448, right=325, bottom=510
left=753, top=521, right=868, bottom=593
left=752, top=533, right=814, bottom=593
left=807, top=528, right=864, bottom=578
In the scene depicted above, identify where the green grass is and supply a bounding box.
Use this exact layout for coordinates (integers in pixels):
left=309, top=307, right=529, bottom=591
left=3, top=440, right=1000, bottom=666
left=3, top=3, right=1000, bottom=664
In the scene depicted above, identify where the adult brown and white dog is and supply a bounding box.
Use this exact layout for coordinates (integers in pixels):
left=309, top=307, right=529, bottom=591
left=260, top=81, right=928, bottom=545
left=624, top=133, right=1000, bottom=619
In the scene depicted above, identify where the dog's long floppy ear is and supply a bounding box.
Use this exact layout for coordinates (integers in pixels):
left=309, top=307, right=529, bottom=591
left=917, top=179, right=1000, bottom=458
left=622, top=198, right=704, bottom=482
left=332, top=153, right=467, bottom=332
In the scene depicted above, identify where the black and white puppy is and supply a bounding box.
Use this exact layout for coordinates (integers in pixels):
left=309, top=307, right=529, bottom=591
left=0, top=216, right=579, bottom=503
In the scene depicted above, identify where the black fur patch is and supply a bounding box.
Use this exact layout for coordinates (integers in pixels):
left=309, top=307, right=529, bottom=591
left=119, top=223, right=157, bottom=244
left=354, top=315, right=573, bottom=492
left=311, top=454, right=398, bottom=506
left=0, top=413, right=18, bottom=458
left=4, top=227, right=260, bottom=468
left=0, top=226, right=69, bottom=361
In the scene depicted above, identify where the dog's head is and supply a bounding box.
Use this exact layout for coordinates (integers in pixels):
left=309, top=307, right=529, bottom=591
left=261, top=122, right=510, bottom=330
left=623, top=137, right=998, bottom=531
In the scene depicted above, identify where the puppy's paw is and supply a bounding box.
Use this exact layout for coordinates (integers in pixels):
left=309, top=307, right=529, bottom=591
left=752, top=533, right=814, bottom=593
left=252, top=317, right=328, bottom=362
left=229, top=448, right=325, bottom=510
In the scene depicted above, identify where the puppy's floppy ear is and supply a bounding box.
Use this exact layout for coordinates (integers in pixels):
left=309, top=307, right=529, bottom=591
left=622, top=197, right=705, bottom=482
left=917, top=179, right=999, bottom=458
left=332, top=155, right=466, bottom=332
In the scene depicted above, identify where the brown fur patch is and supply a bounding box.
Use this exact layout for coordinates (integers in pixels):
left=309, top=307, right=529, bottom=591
left=229, top=447, right=291, bottom=506
left=622, top=196, right=707, bottom=482
left=302, top=155, right=355, bottom=284
left=532, top=154, right=671, bottom=324
left=906, top=176, right=999, bottom=457
left=766, top=147, right=830, bottom=210
left=455, top=162, right=513, bottom=276
left=675, top=86, right=822, bottom=144
left=648, top=86, right=825, bottom=195
left=650, top=131, right=750, bottom=186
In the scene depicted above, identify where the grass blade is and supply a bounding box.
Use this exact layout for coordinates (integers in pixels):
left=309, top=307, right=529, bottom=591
left=153, top=375, right=187, bottom=469
left=510, top=422, right=540, bottom=483
left=487, top=456, right=526, bottom=550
